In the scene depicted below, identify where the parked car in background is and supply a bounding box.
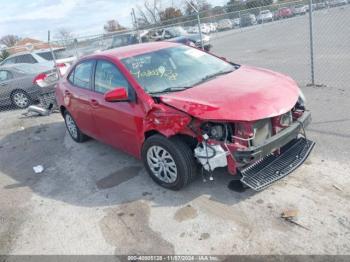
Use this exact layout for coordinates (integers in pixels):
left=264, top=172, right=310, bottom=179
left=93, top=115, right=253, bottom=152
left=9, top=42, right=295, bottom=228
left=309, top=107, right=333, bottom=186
left=217, top=19, right=233, bottom=31
left=167, top=34, right=212, bottom=51
left=293, top=4, right=309, bottom=15
left=240, top=13, right=257, bottom=27
left=0, top=63, right=57, bottom=108
left=232, top=18, right=241, bottom=28
left=275, top=7, right=294, bottom=19
left=208, top=23, right=218, bottom=32
left=257, top=10, right=274, bottom=23
left=0, top=49, right=75, bottom=76
left=0, top=49, right=77, bottom=75
left=56, top=42, right=314, bottom=191
left=328, top=0, right=348, bottom=7
left=153, top=27, right=211, bottom=50
left=315, top=2, right=328, bottom=9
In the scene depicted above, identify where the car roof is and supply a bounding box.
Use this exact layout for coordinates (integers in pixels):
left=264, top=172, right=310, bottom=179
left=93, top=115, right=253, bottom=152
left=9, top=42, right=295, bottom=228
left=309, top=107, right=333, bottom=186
left=5, top=48, right=63, bottom=58
left=86, top=41, right=179, bottom=60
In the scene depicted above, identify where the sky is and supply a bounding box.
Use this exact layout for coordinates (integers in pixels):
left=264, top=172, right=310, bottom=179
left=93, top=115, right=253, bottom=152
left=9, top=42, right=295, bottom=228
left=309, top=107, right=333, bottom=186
left=0, top=0, right=227, bottom=42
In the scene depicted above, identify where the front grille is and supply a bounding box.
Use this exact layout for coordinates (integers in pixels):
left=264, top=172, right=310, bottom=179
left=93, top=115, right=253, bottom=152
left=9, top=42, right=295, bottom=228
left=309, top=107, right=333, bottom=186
left=240, top=137, right=315, bottom=191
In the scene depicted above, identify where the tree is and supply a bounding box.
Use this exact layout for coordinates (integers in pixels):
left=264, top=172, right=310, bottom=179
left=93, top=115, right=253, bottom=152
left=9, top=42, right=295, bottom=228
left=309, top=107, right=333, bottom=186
left=104, top=20, right=126, bottom=33
left=246, top=0, right=273, bottom=9
left=0, top=35, right=20, bottom=47
left=54, top=28, right=75, bottom=46
left=0, top=49, right=10, bottom=62
left=184, top=0, right=211, bottom=15
left=137, top=0, right=161, bottom=26
left=159, top=7, right=183, bottom=21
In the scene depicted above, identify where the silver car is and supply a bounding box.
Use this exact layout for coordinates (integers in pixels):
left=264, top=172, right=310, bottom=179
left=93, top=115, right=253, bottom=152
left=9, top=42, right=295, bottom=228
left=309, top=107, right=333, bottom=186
left=0, top=63, right=56, bottom=108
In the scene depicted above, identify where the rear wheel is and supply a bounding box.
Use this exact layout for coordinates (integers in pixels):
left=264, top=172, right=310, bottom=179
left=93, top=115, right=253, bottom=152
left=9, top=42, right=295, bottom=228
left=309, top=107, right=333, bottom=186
left=64, top=111, right=89, bottom=143
left=11, top=90, right=30, bottom=108
left=142, top=135, right=197, bottom=190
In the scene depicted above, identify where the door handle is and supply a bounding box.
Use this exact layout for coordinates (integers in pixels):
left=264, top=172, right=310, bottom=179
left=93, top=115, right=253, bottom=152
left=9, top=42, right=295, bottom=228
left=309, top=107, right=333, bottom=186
left=90, top=99, right=99, bottom=107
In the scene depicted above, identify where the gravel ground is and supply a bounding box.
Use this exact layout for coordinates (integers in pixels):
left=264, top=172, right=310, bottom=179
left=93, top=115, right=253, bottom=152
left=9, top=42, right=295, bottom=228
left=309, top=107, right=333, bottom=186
left=0, top=6, right=350, bottom=256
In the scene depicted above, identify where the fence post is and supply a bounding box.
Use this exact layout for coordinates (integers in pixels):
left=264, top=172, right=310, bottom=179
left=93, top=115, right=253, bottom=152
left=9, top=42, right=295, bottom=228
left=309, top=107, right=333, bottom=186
left=185, top=0, right=203, bottom=50
left=308, top=0, right=315, bottom=85
left=132, top=8, right=141, bottom=43
left=196, top=13, right=204, bottom=50
left=47, top=30, right=60, bottom=78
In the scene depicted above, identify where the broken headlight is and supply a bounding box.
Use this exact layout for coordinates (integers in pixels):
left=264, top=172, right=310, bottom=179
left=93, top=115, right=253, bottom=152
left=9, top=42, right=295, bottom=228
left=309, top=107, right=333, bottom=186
left=201, top=122, right=227, bottom=141
left=297, top=89, right=306, bottom=109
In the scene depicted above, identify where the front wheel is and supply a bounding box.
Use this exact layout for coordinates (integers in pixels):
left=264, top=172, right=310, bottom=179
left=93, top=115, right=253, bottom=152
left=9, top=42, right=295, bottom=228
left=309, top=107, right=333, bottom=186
left=142, top=135, right=197, bottom=190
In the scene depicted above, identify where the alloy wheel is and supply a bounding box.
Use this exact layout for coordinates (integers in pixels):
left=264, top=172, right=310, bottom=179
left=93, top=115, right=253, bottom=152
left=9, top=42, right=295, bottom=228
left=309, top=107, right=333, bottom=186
left=65, top=114, right=78, bottom=139
left=146, top=145, right=178, bottom=183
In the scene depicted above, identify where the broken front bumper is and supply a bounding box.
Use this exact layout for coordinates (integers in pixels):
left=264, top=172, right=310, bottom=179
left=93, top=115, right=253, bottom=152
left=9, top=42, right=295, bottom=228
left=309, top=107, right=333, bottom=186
left=234, top=111, right=314, bottom=191
left=234, top=111, right=312, bottom=164
left=240, top=137, right=315, bottom=191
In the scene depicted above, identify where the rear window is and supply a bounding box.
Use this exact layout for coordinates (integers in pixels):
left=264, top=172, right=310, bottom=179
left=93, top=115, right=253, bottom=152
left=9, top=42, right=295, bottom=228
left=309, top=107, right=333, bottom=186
left=16, top=54, right=37, bottom=64
left=37, top=50, right=70, bottom=61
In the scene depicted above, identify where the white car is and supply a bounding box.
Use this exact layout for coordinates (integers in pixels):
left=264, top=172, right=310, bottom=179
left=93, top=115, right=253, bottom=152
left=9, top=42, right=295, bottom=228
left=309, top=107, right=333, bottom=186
left=217, top=19, right=233, bottom=31
left=208, top=23, right=217, bottom=32
left=0, top=49, right=76, bottom=76
left=232, top=18, right=241, bottom=27
left=257, top=10, right=274, bottom=23
left=293, top=4, right=309, bottom=15
left=200, top=24, right=211, bottom=34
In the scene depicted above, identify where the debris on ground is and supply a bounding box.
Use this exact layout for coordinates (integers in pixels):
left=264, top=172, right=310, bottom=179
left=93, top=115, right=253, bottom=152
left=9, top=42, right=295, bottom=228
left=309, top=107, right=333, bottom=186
left=281, top=209, right=311, bottom=231
left=281, top=209, right=299, bottom=219
left=33, top=165, right=44, bottom=174
left=333, top=184, right=343, bottom=192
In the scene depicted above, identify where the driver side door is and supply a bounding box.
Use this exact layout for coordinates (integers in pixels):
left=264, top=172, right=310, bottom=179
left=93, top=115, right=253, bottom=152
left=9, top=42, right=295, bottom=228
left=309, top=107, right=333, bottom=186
left=90, top=59, right=144, bottom=156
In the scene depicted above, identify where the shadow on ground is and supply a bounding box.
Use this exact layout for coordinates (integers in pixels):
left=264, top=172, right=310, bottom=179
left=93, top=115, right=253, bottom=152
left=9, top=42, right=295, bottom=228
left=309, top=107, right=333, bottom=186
left=0, top=122, right=254, bottom=209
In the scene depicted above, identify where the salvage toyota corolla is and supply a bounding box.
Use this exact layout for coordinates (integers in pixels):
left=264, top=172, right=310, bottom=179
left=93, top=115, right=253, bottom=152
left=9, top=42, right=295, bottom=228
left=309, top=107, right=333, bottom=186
left=56, top=42, right=315, bottom=191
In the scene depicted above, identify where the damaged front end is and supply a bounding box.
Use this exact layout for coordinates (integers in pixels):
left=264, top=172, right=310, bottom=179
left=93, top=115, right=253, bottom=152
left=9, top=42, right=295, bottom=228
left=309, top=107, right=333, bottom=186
left=192, top=102, right=315, bottom=191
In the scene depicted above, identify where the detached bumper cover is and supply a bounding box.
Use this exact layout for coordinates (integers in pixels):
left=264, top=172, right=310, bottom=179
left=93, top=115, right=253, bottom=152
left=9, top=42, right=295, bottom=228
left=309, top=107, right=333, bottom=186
left=240, top=137, right=315, bottom=191
left=234, top=111, right=312, bottom=163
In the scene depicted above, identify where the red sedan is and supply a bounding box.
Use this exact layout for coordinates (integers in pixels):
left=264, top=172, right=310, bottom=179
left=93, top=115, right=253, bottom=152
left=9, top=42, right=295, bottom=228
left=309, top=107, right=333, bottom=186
left=275, top=7, right=294, bottom=20
left=56, top=42, right=314, bottom=191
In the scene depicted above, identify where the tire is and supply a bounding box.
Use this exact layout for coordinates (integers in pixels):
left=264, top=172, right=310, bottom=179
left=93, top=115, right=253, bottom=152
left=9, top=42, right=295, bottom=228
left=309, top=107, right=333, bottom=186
left=64, top=111, right=89, bottom=143
left=142, top=134, right=197, bottom=190
left=11, top=90, right=31, bottom=109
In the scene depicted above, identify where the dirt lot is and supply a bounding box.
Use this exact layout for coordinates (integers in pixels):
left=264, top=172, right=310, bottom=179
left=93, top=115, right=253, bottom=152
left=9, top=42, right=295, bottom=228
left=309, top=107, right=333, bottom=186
left=1, top=6, right=350, bottom=256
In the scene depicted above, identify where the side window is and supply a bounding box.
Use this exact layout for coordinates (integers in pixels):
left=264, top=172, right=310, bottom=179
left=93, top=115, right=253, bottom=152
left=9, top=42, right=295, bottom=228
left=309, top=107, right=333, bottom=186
left=2, top=57, right=16, bottom=65
left=16, top=54, right=37, bottom=64
left=0, top=70, right=12, bottom=81
left=73, top=61, right=94, bottom=89
left=94, top=60, right=129, bottom=94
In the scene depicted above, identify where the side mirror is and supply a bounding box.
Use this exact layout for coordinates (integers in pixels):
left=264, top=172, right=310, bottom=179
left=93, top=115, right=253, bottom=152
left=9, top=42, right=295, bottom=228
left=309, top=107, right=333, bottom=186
left=105, top=88, right=128, bottom=102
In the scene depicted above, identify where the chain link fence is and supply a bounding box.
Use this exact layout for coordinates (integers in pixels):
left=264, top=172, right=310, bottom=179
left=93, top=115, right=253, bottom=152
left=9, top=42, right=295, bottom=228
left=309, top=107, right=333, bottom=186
left=0, top=0, right=348, bottom=113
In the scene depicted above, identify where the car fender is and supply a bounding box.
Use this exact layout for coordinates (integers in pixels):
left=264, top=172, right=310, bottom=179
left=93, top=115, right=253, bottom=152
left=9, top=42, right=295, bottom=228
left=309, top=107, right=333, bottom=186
left=143, top=103, right=193, bottom=138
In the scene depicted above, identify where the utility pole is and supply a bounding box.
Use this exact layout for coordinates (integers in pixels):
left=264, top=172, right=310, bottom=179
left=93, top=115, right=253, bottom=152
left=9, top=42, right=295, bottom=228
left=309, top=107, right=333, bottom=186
left=185, top=0, right=204, bottom=50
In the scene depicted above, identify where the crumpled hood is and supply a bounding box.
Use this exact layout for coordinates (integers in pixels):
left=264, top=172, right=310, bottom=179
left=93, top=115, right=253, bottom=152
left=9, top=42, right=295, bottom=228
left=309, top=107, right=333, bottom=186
left=160, top=65, right=300, bottom=122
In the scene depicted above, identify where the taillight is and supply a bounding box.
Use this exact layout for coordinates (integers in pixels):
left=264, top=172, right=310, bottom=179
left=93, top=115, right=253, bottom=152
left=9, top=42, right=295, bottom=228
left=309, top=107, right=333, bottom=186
left=56, top=63, right=66, bottom=68
left=33, top=73, right=47, bottom=84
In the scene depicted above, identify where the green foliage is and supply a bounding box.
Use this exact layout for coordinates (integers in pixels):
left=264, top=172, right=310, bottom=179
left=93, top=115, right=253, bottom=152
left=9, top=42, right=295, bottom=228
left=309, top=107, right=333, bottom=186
left=0, top=50, right=10, bottom=62
left=246, top=0, right=274, bottom=9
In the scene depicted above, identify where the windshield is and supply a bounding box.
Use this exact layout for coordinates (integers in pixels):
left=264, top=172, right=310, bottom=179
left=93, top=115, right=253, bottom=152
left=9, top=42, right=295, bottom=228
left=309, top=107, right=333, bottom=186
left=121, top=46, right=236, bottom=94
